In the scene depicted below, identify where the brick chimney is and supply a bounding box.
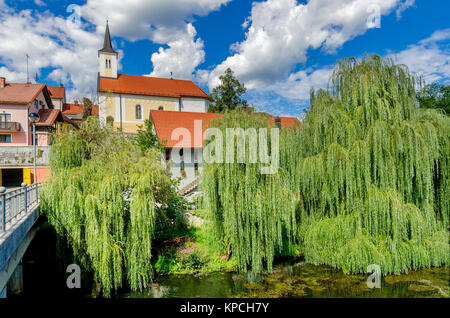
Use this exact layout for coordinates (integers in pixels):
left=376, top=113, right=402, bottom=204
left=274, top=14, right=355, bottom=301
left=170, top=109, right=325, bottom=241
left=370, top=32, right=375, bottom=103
left=0, top=77, right=5, bottom=88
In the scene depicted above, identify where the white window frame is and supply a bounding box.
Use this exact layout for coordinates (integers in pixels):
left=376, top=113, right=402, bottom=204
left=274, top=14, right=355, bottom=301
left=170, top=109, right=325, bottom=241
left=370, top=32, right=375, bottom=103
left=135, top=104, right=142, bottom=120
left=0, top=113, right=11, bottom=122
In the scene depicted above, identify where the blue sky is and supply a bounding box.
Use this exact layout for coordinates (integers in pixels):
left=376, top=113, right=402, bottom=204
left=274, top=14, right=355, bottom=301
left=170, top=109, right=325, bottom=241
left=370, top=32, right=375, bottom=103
left=0, top=0, right=449, bottom=117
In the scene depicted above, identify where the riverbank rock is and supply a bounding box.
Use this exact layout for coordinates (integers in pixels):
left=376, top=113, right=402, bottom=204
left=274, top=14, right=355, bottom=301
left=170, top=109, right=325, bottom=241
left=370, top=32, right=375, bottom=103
left=183, top=212, right=205, bottom=227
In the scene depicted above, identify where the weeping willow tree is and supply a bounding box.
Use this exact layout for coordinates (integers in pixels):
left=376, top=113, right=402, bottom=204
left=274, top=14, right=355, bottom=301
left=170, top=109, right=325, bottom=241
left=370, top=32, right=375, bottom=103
left=205, top=55, right=448, bottom=275
left=202, top=111, right=297, bottom=273
left=281, top=55, right=449, bottom=274
left=41, top=118, right=182, bottom=296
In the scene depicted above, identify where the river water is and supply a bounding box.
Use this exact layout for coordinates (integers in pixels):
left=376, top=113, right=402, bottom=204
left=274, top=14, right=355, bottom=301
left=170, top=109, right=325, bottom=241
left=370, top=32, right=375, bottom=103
left=122, top=261, right=449, bottom=298
left=19, top=225, right=449, bottom=298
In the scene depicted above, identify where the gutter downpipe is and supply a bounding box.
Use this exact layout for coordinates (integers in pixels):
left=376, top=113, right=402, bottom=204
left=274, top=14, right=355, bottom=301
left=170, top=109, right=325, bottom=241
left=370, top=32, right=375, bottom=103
left=120, top=93, right=123, bottom=131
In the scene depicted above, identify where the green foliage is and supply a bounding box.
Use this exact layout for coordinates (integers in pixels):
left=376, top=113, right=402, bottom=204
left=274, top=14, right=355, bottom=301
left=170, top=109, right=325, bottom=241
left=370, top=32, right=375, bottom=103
left=204, top=55, right=449, bottom=275
left=282, top=55, right=450, bottom=274
left=135, top=119, right=164, bottom=154
left=209, top=68, right=248, bottom=113
left=153, top=226, right=237, bottom=275
left=49, top=124, right=85, bottom=171
left=189, top=209, right=209, bottom=220
left=192, top=193, right=205, bottom=210
left=417, top=82, right=450, bottom=115
left=303, top=187, right=449, bottom=275
left=41, top=117, right=183, bottom=296
left=202, top=111, right=297, bottom=273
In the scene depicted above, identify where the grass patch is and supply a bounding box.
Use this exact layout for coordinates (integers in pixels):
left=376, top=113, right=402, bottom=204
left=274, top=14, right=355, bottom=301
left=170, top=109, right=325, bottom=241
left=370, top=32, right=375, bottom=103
left=152, top=224, right=237, bottom=276
left=188, top=208, right=209, bottom=220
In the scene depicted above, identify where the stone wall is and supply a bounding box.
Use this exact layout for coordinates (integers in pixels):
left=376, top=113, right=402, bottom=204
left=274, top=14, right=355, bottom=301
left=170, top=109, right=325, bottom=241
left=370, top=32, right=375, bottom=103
left=0, top=146, right=50, bottom=167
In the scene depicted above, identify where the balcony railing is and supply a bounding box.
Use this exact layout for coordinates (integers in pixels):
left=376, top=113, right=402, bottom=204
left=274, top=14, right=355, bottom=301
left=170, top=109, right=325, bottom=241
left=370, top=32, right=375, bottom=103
left=0, top=122, right=20, bottom=132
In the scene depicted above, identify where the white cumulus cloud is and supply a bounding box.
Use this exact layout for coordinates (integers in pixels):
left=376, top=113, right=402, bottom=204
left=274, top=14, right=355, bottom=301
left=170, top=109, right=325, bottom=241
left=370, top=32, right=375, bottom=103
left=203, top=0, right=414, bottom=90
left=149, top=23, right=205, bottom=79
left=251, top=27, right=450, bottom=116
left=81, top=0, right=230, bottom=79
left=390, top=28, right=450, bottom=84
left=0, top=7, right=102, bottom=101
left=0, top=0, right=230, bottom=101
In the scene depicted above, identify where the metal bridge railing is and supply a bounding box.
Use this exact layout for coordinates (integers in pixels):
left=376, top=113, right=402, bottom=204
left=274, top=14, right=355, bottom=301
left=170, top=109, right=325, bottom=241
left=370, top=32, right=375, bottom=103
left=0, top=184, right=40, bottom=233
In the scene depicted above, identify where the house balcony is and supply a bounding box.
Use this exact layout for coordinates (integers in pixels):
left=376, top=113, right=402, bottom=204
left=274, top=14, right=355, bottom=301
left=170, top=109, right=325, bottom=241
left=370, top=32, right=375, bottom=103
left=0, top=122, right=21, bottom=132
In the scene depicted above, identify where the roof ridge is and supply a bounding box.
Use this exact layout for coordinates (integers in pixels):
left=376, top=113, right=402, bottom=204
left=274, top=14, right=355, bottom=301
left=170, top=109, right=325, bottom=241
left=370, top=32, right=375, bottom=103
left=100, top=74, right=210, bottom=99
left=118, top=73, right=195, bottom=83
left=151, top=109, right=217, bottom=115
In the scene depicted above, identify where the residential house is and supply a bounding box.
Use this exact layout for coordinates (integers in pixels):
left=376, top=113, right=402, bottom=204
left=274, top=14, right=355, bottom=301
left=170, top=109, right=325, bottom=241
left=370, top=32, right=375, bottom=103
left=47, top=85, right=66, bottom=111
left=62, top=101, right=99, bottom=124
left=97, top=22, right=211, bottom=134
left=150, top=110, right=300, bottom=192
left=0, top=77, right=75, bottom=187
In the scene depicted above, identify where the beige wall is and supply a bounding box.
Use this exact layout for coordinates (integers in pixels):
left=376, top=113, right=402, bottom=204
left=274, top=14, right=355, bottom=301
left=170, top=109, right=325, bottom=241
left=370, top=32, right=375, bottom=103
left=37, top=133, right=49, bottom=146
left=105, top=68, right=112, bottom=78
left=104, top=95, right=115, bottom=119
left=99, top=52, right=118, bottom=78
left=101, top=93, right=179, bottom=133
left=124, top=95, right=177, bottom=121
left=112, top=122, right=141, bottom=133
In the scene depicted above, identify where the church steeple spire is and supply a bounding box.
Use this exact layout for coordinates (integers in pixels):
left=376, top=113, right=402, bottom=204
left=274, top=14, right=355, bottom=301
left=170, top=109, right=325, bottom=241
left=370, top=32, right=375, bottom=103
left=98, top=21, right=118, bottom=79
left=99, top=21, right=116, bottom=54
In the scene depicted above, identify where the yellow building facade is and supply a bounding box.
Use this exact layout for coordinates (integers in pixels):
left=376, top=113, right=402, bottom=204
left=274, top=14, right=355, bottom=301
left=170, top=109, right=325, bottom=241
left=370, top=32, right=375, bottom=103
left=98, top=93, right=181, bottom=133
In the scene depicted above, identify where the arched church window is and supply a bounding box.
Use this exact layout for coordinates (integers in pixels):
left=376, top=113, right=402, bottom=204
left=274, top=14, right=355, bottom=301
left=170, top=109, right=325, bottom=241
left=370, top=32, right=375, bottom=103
left=135, top=105, right=142, bottom=120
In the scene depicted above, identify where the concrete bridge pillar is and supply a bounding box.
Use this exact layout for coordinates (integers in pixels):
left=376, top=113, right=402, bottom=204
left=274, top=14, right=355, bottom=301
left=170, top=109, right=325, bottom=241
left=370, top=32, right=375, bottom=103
left=7, top=260, right=23, bottom=295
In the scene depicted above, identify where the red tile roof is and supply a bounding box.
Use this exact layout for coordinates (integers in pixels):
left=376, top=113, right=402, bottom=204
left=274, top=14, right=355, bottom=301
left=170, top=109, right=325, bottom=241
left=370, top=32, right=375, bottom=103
left=151, top=110, right=220, bottom=148
left=47, top=86, right=65, bottom=100
left=36, top=109, right=79, bottom=128
left=150, top=110, right=300, bottom=148
left=0, top=83, right=46, bottom=105
left=62, top=115, right=79, bottom=128
left=36, top=109, right=60, bottom=127
left=62, top=103, right=99, bottom=116
left=274, top=116, right=299, bottom=128
left=99, top=74, right=211, bottom=100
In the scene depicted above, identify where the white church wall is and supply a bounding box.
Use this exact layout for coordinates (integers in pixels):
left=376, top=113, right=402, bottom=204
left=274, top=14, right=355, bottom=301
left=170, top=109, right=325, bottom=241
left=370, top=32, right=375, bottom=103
left=180, top=97, right=209, bottom=113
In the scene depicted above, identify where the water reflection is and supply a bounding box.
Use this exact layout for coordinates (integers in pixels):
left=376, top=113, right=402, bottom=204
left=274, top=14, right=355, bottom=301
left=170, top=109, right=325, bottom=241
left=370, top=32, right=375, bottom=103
left=123, top=262, right=449, bottom=298
left=20, top=226, right=449, bottom=299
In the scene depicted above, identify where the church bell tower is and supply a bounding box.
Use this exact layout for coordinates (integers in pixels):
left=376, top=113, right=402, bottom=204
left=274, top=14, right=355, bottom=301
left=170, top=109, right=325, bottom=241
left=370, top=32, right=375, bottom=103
left=98, top=21, right=118, bottom=79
